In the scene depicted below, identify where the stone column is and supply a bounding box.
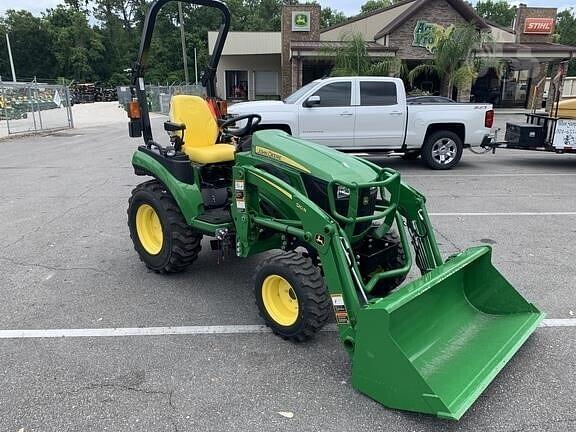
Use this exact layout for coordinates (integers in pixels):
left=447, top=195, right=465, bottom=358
left=281, top=4, right=320, bottom=98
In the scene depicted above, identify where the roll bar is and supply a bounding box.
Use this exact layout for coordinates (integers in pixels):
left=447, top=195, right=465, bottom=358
left=130, top=0, right=230, bottom=144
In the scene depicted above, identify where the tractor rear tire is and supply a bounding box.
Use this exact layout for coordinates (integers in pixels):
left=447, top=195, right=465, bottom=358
left=128, top=180, right=202, bottom=273
left=254, top=251, right=331, bottom=342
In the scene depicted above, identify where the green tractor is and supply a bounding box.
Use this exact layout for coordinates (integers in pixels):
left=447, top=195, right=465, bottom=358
left=126, top=0, right=543, bottom=420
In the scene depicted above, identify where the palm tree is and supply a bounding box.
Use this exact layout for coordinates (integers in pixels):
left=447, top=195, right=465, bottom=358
left=327, top=33, right=405, bottom=78
left=408, top=24, right=488, bottom=98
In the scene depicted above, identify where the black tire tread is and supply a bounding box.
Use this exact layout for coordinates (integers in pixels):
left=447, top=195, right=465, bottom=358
left=421, top=130, right=463, bottom=170
left=254, top=251, right=331, bottom=342
left=128, top=180, right=202, bottom=273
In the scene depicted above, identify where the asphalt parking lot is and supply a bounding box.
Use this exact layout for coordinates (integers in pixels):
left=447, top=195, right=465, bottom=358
left=0, top=115, right=575, bottom=431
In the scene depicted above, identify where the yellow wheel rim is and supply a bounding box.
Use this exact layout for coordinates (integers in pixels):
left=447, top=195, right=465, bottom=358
left=135, top=204, right=163, bottom=255
left=261, top=275, right=299, bottom=327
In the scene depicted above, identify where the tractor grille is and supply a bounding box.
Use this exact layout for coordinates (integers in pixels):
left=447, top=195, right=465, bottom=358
left=301, top=174, right=377, bottom=235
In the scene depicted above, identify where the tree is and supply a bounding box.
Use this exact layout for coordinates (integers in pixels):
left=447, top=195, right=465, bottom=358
left=320, top=7, right=346, bottom=28
left=474, top=0, right=516, bottom=27
left=408, top=24, right=486, bottom=98
left=360, top=0, right=393, bottom=14
left=556, top=9, right=576, bottom=75
left=45, top=5, right=106, bottom=81
left=328, top=33, right=403, bottom=77
left=0, top=10, right=58, bottom=81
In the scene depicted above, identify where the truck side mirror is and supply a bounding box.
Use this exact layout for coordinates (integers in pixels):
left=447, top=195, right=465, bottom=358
left=304, top=95, right=321, bottom=108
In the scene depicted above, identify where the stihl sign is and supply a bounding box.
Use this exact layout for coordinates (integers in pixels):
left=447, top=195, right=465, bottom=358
left=523, top=18, right=555, bottom=34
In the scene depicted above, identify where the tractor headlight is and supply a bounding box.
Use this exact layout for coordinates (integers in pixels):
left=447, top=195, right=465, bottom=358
left=336, top=185, right=350, bottom=200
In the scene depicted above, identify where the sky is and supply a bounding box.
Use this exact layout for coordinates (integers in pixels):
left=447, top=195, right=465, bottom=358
left=0, top=0, right=573, bottom=19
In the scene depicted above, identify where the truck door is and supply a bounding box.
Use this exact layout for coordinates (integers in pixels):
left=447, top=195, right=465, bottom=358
left=298, top=81, right=355, bottom=148
left=354, top=80, right=407, bottom=149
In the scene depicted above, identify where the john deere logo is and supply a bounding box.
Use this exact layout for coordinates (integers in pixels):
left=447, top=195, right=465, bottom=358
left=413, top=20, right=438, bottom=54
left=295, top=14, right=308, bottom=26
left=292, top=11, right=310, bottom=32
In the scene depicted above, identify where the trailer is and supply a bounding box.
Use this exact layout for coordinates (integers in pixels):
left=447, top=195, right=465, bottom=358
left=486, top=62, right=576, bottom=155
left=488, top=107, right=576, bottom=154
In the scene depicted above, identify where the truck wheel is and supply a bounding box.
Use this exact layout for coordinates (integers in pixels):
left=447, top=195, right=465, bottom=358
left=254, top=251, right=331, bottom=342
left=422, top=131, right=463, bottom=169
left=128, top=180, right=202, bottom=273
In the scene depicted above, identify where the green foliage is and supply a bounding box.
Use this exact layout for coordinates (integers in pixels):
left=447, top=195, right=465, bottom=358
left=556, top=9, right=576, bottom=75
left=0, top=0, right=346, bottom=85
left=0, top=10, right=57, bottom=80
left=408, top=24, right=486, bottom=97
left=360, top=0, right=393, bottom=14
left=474, top=0, right=516, bottom=27
left=320, top=7, right=347, bottom=28
left=327, top=32, right=403, bottom=77
left=46, top=6, right=106, bottom=81
left=330, top=33, right=371, bottom=76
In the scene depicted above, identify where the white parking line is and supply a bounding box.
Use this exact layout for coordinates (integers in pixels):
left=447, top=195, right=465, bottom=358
left=429, top=212, right=576, bottom=216
left=0, top=319, right=573, bottom=339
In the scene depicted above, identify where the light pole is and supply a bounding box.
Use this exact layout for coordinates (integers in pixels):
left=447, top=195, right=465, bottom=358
left=5, top=33, right=17, bottom=82
left=194, top=46, right=198, bottom=85
left=178, top=2, right=190, bottom=84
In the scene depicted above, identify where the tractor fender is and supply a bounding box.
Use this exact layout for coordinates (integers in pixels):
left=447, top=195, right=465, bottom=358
left=131, top=149, right=204, bottom=224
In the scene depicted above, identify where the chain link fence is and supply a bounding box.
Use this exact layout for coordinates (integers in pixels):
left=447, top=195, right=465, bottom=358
left=117, top=84, right=205, bottom=115
left=0, top=80, right=73, bottom=137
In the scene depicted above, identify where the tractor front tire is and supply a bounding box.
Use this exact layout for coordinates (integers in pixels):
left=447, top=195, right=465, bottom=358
left=128, top=180, right=202, bottom=273
left=254, top=251, right=331, bottom=342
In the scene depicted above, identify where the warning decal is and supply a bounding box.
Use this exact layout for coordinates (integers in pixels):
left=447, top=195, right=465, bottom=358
left=331, top=294, right=349, bottom=325
left=235, top=180, right=246, bottom=211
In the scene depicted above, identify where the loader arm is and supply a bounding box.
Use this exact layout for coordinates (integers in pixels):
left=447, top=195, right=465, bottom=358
left=232, top=161, right=542, bottom=420
left=231, top=162, right=445, bottom=348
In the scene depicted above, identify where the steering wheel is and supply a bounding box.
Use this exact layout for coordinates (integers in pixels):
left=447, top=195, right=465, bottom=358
left=219, top=113, right=261, bottom=137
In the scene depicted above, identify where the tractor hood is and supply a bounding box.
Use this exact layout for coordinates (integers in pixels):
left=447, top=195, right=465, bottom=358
left=250, top=130, right=379, bottom=184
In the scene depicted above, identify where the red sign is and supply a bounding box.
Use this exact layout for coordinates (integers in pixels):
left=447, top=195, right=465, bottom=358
left=523, top=18, right=555, bottom=34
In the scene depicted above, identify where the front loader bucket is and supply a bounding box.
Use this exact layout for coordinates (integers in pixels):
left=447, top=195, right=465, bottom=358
left=351, top=246, right=543, bottom=420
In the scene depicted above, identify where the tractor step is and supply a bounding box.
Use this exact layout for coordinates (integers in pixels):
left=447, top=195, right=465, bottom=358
left=196, top=207, right=232, bottom=224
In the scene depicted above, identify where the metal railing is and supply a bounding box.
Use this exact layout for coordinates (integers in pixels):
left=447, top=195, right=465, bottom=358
left=0, top=79, right=74, bottom=136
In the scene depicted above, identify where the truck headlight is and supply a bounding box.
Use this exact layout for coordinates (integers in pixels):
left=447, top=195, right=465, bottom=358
left=336, top=185, right=350, bottom=200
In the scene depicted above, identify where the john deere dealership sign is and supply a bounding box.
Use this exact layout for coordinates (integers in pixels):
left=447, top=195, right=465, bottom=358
left=413, top=20, right=437, bottom=53
left=292, top=11, right=310, bottom=32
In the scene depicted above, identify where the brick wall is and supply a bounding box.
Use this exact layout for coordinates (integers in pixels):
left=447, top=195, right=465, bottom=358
left=514, top=6, right=557, bottom=44
left=387, top=0, right=469, bottom=60
left=281, top=4, right=320, bottom=98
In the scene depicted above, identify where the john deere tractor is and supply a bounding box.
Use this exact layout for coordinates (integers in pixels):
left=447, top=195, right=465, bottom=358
left=125, top=0, right=543, bottom=420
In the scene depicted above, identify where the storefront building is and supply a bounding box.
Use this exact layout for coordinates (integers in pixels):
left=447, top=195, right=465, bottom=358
left=208, top=0, right=576, bottom=108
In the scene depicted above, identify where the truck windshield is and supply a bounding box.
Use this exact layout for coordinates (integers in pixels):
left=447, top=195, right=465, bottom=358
left=284, top=81, right=319, bottom=104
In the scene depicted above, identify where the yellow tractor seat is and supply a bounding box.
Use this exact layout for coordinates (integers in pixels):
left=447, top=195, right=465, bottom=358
left=169, top=95, right=235, bottom=164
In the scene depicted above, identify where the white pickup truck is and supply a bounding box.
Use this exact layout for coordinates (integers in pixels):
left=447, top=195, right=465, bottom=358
left=228, top=76, right=494, bottom=169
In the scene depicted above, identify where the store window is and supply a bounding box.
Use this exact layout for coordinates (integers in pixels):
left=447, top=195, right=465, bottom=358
left=501, top=69, right=531, bottom=108
left=360, top=81, right=397, bottom=106
left=254, top=71, right=279, bottom=100
left=310, top=82, right=351, bottom=107
left=226, top=70, right=248, bottom=101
